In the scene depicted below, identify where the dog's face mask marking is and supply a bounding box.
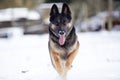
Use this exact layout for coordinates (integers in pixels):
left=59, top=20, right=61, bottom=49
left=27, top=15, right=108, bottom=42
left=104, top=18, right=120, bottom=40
left=50, top=3, right=72, bottom=45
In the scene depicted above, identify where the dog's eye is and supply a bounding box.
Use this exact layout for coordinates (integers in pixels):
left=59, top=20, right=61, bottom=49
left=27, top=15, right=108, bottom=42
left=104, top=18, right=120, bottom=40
left=52, top=21, right=58, bottom=26
left=63, top=18, right=69, bottom=25
left=63, top=22, right=66, bottom=25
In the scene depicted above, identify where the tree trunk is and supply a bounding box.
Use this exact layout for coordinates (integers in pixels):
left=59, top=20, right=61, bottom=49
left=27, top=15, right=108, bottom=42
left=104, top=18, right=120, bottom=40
left=108, top=0, right=113, bottom=31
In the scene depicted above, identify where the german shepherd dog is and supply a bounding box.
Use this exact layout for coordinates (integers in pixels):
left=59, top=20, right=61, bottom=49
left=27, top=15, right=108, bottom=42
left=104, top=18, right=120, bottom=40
left=48, top=3, right=79, bottom=79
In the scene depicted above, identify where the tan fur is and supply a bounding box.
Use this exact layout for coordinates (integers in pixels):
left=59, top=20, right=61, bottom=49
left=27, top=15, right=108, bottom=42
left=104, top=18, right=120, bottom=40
left=51, top=24, right=56, bottom=30
left=49, top=37, right=79, bottom=78
left=67, top=21, right=72, bottom=28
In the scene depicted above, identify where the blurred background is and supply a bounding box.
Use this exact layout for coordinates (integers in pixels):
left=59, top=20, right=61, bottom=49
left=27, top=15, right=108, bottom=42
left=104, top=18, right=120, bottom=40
left=0, top=0, right=120, bottom=37
left=0, top=0, right=120, bottom=80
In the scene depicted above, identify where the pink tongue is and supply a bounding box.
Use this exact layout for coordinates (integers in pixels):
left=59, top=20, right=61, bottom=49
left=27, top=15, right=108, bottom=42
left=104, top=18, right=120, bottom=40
left=59, top=35, right=65, bottom=45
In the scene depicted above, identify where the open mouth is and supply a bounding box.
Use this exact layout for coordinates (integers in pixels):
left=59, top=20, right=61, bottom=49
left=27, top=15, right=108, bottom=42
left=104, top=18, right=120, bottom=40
left=58, top=31, right=66, bottom=46
left=59, top=34, right=66, bottom=45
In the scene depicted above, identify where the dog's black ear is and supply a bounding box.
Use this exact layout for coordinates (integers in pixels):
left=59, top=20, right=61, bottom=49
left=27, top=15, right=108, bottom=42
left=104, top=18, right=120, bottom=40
left=50, top=4, right=59, bottom=17
left=61, top=3, right=71, bottom=17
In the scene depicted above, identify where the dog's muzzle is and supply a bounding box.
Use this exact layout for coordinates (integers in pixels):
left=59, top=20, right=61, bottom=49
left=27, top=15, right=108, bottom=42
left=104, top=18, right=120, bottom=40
left=58, top=31, right=65, bottom=35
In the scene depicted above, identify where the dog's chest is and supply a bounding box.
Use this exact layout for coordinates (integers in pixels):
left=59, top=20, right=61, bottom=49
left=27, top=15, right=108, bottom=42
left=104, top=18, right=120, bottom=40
left=50, top=39, right=77, bottom=60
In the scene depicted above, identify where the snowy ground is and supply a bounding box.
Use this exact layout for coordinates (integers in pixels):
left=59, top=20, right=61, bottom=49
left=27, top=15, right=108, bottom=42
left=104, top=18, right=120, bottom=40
left=0, top=31, right=120, bottom=80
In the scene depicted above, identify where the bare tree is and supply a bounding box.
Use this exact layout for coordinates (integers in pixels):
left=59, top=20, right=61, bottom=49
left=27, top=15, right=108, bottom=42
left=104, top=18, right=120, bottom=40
left=108, top=0, right=113, bottom=31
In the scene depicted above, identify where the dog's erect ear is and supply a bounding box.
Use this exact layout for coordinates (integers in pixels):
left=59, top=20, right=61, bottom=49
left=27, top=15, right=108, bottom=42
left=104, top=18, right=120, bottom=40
left=61, top=3, right=71, bottom=17
left=50, top=4, right=59, bottom=17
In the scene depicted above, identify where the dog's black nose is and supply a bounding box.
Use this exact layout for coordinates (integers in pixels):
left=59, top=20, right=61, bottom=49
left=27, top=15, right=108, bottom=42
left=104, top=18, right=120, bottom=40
left=59, top=31, right=65, bottom=35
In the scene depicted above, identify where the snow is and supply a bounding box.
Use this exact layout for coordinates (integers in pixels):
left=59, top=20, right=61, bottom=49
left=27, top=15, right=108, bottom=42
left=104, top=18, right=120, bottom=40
left=0, top=8, right=40, bottom=22
left=0, top=27, right=24, bottom=38
left=0, top=31, right=120, bottom=80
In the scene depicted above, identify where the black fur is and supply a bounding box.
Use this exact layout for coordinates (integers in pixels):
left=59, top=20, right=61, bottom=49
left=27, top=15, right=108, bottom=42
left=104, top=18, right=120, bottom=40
left=49, top=3, right=78, bottom=60
left=48, top=4, right=79, bottom=77
left=49, top=26, right=77, bottom=49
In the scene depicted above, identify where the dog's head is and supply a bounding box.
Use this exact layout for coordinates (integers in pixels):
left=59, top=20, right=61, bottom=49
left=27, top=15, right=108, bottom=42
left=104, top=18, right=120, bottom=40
left=49, top=3, right=73, bottom=45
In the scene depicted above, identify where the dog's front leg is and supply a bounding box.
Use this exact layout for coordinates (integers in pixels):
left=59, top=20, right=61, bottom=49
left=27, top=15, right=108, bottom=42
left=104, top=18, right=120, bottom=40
left=65, top=42, right=79, bottom=70
left=50, top=50, right=64, bottom=76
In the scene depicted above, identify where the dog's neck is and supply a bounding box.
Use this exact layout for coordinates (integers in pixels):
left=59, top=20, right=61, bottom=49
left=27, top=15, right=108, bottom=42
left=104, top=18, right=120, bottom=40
left=65, top=27, right=77, bottom=47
